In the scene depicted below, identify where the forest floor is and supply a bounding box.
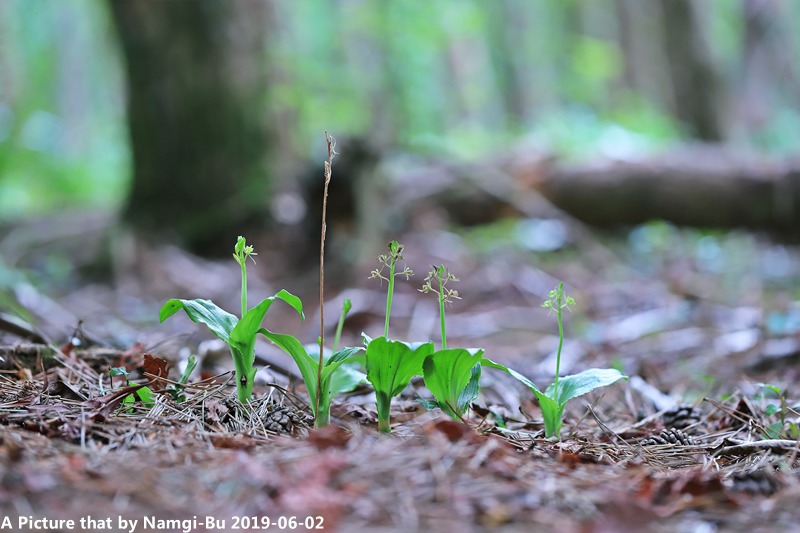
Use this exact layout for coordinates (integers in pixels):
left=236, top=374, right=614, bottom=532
left=1, top=206, right=800, bottom=532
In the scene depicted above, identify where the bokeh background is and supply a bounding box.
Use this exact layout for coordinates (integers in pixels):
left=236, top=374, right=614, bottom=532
left=2, top=0, right=799, bottom=228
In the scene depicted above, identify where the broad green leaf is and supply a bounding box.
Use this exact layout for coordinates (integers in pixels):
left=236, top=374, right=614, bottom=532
left=260, top=329, right=320, bottom=409
left=366, top=337, right=434, bottom=397
left=422, top=348, right=484, bottom=419
left=366, top=336, right=434, bottom=432
left=232, top=291, right=304, bottom=353
left=329, top=363, right=367, bottom=397
left=481, top=358, right=543, bottom=395
left=545, top=368, right=626, bottom=405
left=533, top=389, right=565, bottom=438
left=258, top=337, right=362, bottom=424
left=321, top=346, right=364, bottom=390
left=229, top=292, right=305, bottom=403
left=231, top=298, right=276, bottom=358
left=159, top=298, right=238, bottom=344
left=273, top=289, right=305, bottom=320
left=301, top=345, right=364, bottom=388
left=136, top=386, right=154, bottom=405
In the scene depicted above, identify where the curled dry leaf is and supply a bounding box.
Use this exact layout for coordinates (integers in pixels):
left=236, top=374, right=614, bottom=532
left=143, top=353, right=170, bottom=388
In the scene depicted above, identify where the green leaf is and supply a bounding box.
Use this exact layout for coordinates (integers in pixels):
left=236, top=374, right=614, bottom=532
left=460, top=363, right=482, bottom=412
left=325, top=346, right=362, bottom=369
left=109, top=367, right=129, bottom=378
left=533, top=389, right=565, bottom=438
left=422, top=348, right=484, bottom=419
left=366, top=337, right=434, bottom=398
left=329, top=363, right=367, bottom=397
left=365, top=336, right=435, bottom=432
left=258, top=336, right=362, bottom=425
left=273, top=289, right=305, bottom=320
left=179, top=355, right=197, bottom=386
left=260, top=329, right=320, bottom=409
left=417, top=398, right=439, bottom=411
left=481, top=360, right=624, bottom=438
left=159, top=298, right=238, bottom=344
left=545, top=368, right=626, bottom=405
left=481, top=358, right=543, bottom=395
left=232, top=291, right=304, bottom=352
left=764, top=421, right=783, bottom=439
left=228, top=291, right=304, bottom=403
left=320, top=346, right=364, bottom=403
left=320, top=346, right=364, bottom=393
left=765, top=404, right=781, bottom=416
left=136, top=386, right=154, bottom=405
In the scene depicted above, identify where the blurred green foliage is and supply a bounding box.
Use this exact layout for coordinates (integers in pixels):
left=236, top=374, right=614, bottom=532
left=1, top=0, right=798, bottom=221
left=0, top=0, right=129, bottom=221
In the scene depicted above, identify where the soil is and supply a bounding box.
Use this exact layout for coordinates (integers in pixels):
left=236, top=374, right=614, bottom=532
left=2, top=214, right=800, bottom=533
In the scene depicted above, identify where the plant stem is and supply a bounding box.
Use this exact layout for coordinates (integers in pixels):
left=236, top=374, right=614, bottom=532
left=553, top=282, right=564, bottom=394
left=437, top=267, right=447, bottom=350
left=317, top=131, right=335, bottom=425
left=333, top=299, right=350, bottom=352
left=376, top=392, right=391, bottom=433
left=240, top=254, right=247, bottom=319
left=383, top=253, right=396, bottom=338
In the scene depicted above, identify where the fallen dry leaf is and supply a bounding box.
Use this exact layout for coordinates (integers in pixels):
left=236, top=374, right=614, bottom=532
left=143, top=353, right=170, bottom=388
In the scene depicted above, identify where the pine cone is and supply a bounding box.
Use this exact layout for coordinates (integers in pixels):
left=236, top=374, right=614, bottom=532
left=263, top=405, right=312, bottom=433
left=642, top=428, right=696, bottom=446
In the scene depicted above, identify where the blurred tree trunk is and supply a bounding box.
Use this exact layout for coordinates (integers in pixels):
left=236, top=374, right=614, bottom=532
left=615, top=0, right=672, bottom=110
left=658, top=0, right=724, bottom=141
left=484, top=0, right=531, bottom=128
left=108, top=0, right=270, bottom=255
left=739, top=0, right=800, bottom=133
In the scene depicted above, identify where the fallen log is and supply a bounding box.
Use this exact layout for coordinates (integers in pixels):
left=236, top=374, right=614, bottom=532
left=510, top=146, right=800, bottom=238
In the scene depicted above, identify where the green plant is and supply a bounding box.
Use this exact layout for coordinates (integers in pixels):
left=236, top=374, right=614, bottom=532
left=365, top=241, right=431, bottom=433
left=418, top=265, right=484, bottom=420
left=332, top=298, right=352, bottom=351
left=365, top=335, right=434, bottom=432
left=756, top=383, right=800, bottom=440
left=421, top=349, right=483, bottom=420
left=484, top=283, right=626, bottom=439
left=541, top=282, right=575, bottom=396
left=261, top=297, right=365, bottom=427
left=109, top=366, right=154, bottom=408
left=260, top=327, right=363, bottom=426
left=168, top=355, right=198, bottom=402
left=160, top=236, right=304, bottom=404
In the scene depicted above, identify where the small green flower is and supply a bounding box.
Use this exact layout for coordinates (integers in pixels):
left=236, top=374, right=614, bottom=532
left=370, top=241, right=413, bottom=338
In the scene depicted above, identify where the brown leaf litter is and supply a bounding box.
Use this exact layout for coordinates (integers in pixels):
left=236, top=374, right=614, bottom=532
left=0, top=345, right=798, bottom=532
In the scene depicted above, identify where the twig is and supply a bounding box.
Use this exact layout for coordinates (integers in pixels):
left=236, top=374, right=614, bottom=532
left=714, top=439, right=800, bottom=456
left=317, top=131, right=336, bottom=422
